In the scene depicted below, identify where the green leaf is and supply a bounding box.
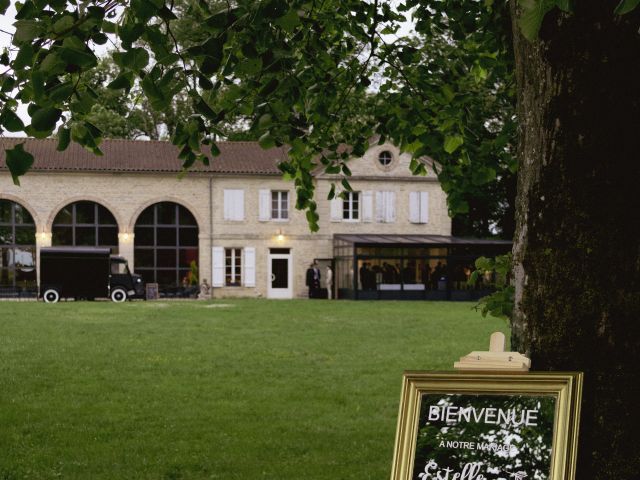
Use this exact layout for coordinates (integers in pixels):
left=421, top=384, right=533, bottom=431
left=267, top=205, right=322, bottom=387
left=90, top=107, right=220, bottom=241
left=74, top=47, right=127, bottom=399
left=113, top=48, right=149, bottom=71
left=236, top=57, right=262, bottom=76
left=518, top=0, right=555, bottom=41
left=12, top=19, right=42, bottom=43
left=258, top=131, right=275, bottom=149
left=444, top=135, right=464, bottom=154
left=0, top=0, right=10, bottom=15
left=274, top=9, right=301, bottom=32
left=1, top=108, right=25, bottom=132
left=30, top=106, right=62, bottom=132
left=614, top=0, right=640, bottom=14
left=48, top=81, right=74, bottom=102
left=52, top=15, right=75, bottom=34
left=57, top=126, right=71, bottom=151
left=107, top=74, right=133, bottom=91
left=5, top=143, right=34, bottom=185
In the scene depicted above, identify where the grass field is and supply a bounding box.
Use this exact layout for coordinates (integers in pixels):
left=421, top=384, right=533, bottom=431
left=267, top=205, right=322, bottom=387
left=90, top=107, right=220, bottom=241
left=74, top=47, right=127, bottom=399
left=0, top=299, right=508, bottom=480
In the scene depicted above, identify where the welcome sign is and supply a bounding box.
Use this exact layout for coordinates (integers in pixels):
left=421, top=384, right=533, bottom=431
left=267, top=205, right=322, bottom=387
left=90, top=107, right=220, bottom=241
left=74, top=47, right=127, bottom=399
left=390, top=372, right=582, bottom=480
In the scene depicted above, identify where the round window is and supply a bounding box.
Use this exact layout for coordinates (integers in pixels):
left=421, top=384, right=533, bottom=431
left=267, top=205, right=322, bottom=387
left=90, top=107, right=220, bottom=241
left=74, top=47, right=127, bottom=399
left=378, top=150, right=393, bottom=166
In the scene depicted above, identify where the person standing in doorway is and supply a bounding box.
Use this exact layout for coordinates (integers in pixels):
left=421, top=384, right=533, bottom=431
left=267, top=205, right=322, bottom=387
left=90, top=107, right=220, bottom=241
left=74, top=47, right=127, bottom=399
left=305, top=263, right=315, bottom=298
left=312, top=261, right=321, bottom=298
left=326, top=265, right=333, bottom=299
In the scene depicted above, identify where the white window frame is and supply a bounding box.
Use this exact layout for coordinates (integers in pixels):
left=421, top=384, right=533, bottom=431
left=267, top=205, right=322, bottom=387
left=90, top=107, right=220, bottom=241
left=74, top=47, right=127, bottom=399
left=225, top=247, right=242, bottom=286
left=271, top=190, right=289, bottom=221
left=342, top=191, right=360, bottom=221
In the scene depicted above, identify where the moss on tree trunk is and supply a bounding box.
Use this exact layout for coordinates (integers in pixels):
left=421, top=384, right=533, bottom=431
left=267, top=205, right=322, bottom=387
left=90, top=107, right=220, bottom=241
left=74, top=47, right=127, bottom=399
left=510, top=1, right=640, bottom=477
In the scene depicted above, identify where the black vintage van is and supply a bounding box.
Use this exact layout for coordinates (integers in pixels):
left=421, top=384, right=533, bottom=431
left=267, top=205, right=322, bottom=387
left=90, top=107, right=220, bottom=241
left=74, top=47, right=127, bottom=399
left=39, top=247, right=144, bottom=303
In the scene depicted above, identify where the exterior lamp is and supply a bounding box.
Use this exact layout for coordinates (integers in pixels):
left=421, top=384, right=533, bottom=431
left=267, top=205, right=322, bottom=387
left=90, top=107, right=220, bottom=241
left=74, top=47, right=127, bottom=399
left=118, top=232, right=133, bottom=242
left=38, top=231, right=52, bottom=242
left=276, top=229, right=285, bottom=242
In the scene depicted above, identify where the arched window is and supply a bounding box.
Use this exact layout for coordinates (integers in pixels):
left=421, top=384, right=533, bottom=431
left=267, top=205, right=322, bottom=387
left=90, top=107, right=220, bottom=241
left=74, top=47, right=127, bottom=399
left=134, top=202, right=199, bottom=291
left=0, top=199, right=36, bottom=295
left=52, top=201, right=118, bottom=253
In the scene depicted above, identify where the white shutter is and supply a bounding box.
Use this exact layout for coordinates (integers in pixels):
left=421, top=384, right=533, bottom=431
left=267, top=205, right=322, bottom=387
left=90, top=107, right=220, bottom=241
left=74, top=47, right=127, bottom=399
left=375, top=191, right=384, bottom=222
left=409, top=191, right=420, bottom=223
left=362, top=191, right=373, bottom=223
left=420, top=192, right=429, bottom=223
left=330, top=197, right=342, bottom=222
left=224, top=190, right=244, bottom=221
left=384, top=192, right=396, bottom=223
left=259, top=189, right=271, bottom=221
left=243, top=247, right=256, bottom=287
left=223, top=190, right=232, bottom=220
left=234, top=190, right=244, bottom=221
left=212, top=246, right=224, bottom=287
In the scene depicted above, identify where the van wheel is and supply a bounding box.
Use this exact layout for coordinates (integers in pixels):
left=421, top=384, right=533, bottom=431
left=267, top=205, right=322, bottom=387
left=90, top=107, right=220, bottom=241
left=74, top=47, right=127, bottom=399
left=43, top=289, right=60, bottom=303
left=111, top=287, right=128, bottom=303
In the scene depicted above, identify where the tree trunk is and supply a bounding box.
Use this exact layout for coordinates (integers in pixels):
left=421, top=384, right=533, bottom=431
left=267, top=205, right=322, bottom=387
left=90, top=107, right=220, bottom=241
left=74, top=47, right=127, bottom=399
left=510, top=1, right=640, bottom=478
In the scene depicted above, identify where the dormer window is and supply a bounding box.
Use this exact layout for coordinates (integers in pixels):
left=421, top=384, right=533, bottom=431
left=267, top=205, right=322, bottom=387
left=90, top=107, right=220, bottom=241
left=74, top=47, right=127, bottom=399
left=378, top=150, right=393, bottom=166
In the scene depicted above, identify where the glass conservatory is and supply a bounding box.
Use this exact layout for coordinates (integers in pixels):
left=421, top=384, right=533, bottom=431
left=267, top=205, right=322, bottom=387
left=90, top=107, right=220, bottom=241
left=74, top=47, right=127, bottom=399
left=333, top=234, right=512, bottom=301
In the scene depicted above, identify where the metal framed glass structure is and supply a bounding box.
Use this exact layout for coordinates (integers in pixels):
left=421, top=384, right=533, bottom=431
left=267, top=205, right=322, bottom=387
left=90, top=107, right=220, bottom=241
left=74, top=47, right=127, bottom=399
left=0, top=199, right=37, bottom=297
left=134, top=202, right=199, bottom=292
left=52, top=201, right=119, bottom=253
left=334, top=234, right=512, bottom=300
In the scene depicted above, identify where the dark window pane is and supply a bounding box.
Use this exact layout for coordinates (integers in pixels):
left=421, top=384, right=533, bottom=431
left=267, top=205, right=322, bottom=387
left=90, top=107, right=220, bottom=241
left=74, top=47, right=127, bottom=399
left=134, top=249, right=154, bottom=268
left=98, top=226, right=118, bottom=246
left=179, top=228, right=198, bottom=246
left=75, top=202, right=96, bottom=224
left=157, top=270, right=177, bottom=288
left=134, top=226, right=154, bottom=246
left=97, top=205, right=117, bottom=225
left=0, top=226, right=13, bottom=245
left=0, top=267, right=15, bottom=287
left=14, top=226, right=35, bottom=245
left=157, top=227, right=177, bottom=246
left=75, top=227, right=96, bottom=246
left=157, top=249, right=177, bottom=268
left=137, top=207, right=155, bottom=225
left=178, top=206, right=197, bottom=226
left=52, top=227, right=73, bottom=245
left=0, top=201, right=11, bottom=223
left=14, top=205, right=34, bottom=225
left=179, top=248, right=198, bottom=267
left=136, top=268, right=155, bottom=283
left=157, top=203, right=176, bottom=225
left=179, top=269, right=191, bottom=286
left=54, top=206, right=73, bottom=225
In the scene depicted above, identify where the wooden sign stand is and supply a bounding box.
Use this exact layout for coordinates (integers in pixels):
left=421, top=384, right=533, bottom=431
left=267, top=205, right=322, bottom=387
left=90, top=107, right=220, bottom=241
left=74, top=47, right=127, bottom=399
left=453, top=332, right=531, bottom=371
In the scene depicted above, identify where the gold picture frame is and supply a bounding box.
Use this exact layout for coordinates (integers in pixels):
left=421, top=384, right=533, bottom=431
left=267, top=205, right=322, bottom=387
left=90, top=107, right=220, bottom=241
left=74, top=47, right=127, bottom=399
left=390, top=371, right=583, bottom=480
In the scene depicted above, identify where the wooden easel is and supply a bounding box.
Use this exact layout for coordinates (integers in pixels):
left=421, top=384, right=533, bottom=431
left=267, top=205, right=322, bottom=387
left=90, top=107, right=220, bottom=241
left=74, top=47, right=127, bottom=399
left=453, top=332, right=531, bottom=371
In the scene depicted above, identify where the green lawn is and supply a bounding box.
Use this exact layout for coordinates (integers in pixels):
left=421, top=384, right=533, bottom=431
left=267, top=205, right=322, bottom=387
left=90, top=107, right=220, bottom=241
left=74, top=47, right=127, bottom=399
left=0, top=300, right=508, bottom=480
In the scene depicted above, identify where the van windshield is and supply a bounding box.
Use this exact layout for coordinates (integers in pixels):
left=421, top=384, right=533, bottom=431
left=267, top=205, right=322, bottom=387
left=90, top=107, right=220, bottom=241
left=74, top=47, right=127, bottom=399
left=111, top=260, right=130, bottom=275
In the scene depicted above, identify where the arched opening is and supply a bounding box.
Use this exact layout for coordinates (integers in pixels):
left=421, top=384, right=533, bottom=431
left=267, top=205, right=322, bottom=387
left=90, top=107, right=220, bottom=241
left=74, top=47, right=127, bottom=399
left=133, top=202, right=199, bottom=293
left=52, top=201, right=119, bottom=253
left=0, top=199, right=37, bottom=296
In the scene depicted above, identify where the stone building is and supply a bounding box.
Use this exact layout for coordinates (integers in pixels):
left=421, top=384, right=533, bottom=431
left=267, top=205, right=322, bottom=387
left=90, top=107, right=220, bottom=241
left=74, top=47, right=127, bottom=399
left=1, top=137, right=506, bottom=300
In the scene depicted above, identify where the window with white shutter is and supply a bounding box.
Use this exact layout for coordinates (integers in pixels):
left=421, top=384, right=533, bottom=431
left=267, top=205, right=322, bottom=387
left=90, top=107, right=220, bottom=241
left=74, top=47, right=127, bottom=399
left=223, top=189, right=244, bottom=221
left=376, top=191, right=396, bottom=223
left=258, top=190, right=271, bottom=221
left=243, top=247, right=256, bottom=287
left=271, top=191, right=289, bottom=220
left=212, top=246, right=224, bottom=287
left=225, top=248, right=242, bottom=286
left=342, top=192, right=360, bottom=221
left=362, top=191, right=373, bottom=222
left=330, top=197, right=342, bottom=222
left=409, top=191, right=429, bottom=224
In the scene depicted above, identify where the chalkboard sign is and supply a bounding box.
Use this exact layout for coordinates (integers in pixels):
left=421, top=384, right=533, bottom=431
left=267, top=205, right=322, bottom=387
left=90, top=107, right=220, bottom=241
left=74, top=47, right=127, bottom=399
left=390, top=372, right=582, bottom=480
left=145, top=282, right=159, bottom=300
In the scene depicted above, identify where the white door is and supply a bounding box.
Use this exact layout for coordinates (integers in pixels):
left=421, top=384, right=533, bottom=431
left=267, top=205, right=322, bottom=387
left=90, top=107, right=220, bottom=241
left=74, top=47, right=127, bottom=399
left=267, top=252, right=292, bottom=299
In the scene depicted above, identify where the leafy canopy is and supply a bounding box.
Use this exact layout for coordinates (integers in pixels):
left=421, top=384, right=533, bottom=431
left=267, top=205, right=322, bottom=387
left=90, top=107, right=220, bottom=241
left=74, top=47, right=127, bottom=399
left=2, top=0, right=634, bottom=230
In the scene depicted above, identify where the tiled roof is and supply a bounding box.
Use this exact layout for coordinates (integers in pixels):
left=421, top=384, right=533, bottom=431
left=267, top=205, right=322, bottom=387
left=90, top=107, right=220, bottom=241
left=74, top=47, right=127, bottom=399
left=0, top=137, right=286, bottom=175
